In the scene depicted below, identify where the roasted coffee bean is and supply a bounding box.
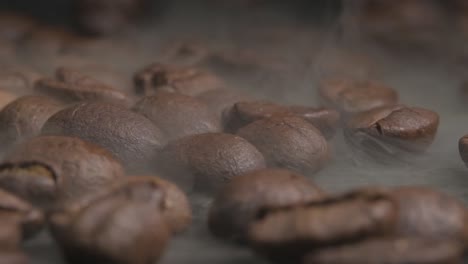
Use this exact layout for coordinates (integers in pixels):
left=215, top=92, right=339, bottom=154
left=248, top=188, right=397, bottom=262
left=74, top=0, right=155, bottom=36
left=208, top=168, right=324, bottom=243
left=0, top=96, right=62, bottom=150
left=73, top=176, right=192, bottom=234
left=390, top=186, right=468, bottom=242
left=344, top=105, right=439, bottom=162
left=458, top=134, right=468, bottom=167
left=237, top=115, right=329, bottom=174
left=158, top=132, right=266, bottom=193
left=133, top=92, right=222, bottom=141
left=3, top=136, right=125, bottom=208
left=303, top=237, right=464, bottom=264
left=0, top=188, right=44, bottom=240
left=34, top=67, right=131, bottom=106
left=318, top=78, right=398, bottom=115
left=133, top=63, right=224, bottom=96
left=196, top=87, right=251, bottom=120
left=223, top=100, right=340, bottom=139
left=49, top=195, right=170, bottom=264
left=41, top=102, right=165, bottom=172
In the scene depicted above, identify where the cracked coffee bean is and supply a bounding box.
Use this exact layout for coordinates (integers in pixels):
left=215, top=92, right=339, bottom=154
left=35, top=67, right=131, bottom=106
left=75, top=176, right=192, bottom=234
left=248, top=188, right=397, bottom=263
left=49, top=191, right=171, bottom=264
left=344, top=105, right=439, bottom=163
left=0, top=96, right=62, bottom=151
left=158, top=132, right=266, bottom=193
left=3, top=136, right=125, bottom=208
left=303, top=237, right=464, bottom=264
left=41, top=102, right=166, bottom=172
left=318, top=78, right=398, bottom=115
left=208, top=168, right=324, bottom=243
left=133, top=63, right=224, bottom=96
left=237, top=115, right=329, bottom=174
left=133, top=91, right=222, bottom=141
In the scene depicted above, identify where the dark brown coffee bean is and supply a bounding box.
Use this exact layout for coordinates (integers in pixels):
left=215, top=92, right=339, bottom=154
left=237, top=115, right=329, bottom=174
left=248, top=189, right=397, bottom=256
left=0, top=188, right=44, bottom=241
left=34, top=67, right=131, bottom=106
left=3, top=136, right=125, bottom=208
left=0, top=96, right=62, bottom=150
left=458, top=134, right=468, bottom=167
left=74, top=176, right=192, bottom=234
left=196, top=87, right=251, bottom=120
left=223, top=100, right=340, bottom=139
left=41, top=102, right=166, bottom=172
left=74, top=0, right=154, bottom=35
left=133, top=92, right=222, bottom=141
left=318, top=78, right=398, bottom=115
left=208, top=168, right=324, bottom=243
left=49, top=195, right=170, bottom=264
left=303, top=237, right=464, bottom=264
left=133, top=63, right=224, bottom=97
left=390, top=186, right=468, bottom=242
left=158, top=132, right=266, bottom=193
left=344, top=105, right=439, bottom=162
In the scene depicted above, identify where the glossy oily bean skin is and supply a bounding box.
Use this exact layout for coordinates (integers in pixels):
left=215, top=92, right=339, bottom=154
left=133, top=92, right=222, bottom=141
left=34, top=67, right=131, bottom=106
left=133, top=63, right=224, bottom=96
left=41, top=102, right=165, bottom=172
left=344, top=105, right=439, bottom=163
left=208, top=168, right=324, bottom=243
left=49, top=196, right=171, bottom=264
left=458, top=134, right=468, bottom=167
left=74, top=176, right=192, bottom=234
left=303, top=237, right=464, bottom=264
left=0, top=96, right=62, bottom=150
left=318, top=78, right=398, bottom=115
left=158, top=133, right=266, bottom=193
left=390, top=186, right=468, bottom=242
left=3, top=136, right=125, bottom=208
left=0, top=188, right=44, bottom=241
left=237, top=115, right=329, bottom=174
left=248, top=188, right=397, bottom=262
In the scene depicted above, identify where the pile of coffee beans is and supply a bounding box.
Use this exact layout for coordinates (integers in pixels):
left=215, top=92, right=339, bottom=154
left=2, top=1, right=468, bottom=264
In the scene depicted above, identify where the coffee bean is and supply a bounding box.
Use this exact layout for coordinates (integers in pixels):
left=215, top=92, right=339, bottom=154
left=0, top=96, right=62, bottom=150
left=34, top=67, right=131, bottom=106
left=49, top=195, right=170, bottom=264
left=158, top=132, right=266, bottom=193
left=41, top=102, right=166, bottom=172
left=303, top=237, right=464, bottom=264
left=0, top=188, right=44, bottom=240
left=133, top=91, right=222, bottom=141
left=74, top=176, right=192, bottom=234
left=237, top=115, right=329, bottom=174
left=390, top=186, right=468, bottom=241
left=3, top=136, right=125, bottom=208
left=458, top=134, right=468, bottom=167
left=223, top=100, right=340, bottom=139
left=318, top=78, right=398, bottom=115
left=248, top=188, right=397, bottom=262
left=133, top=63, right=224, bottom=96
left=344, top=105, right=439, bottom=162
left=208, top=168, right=324, bottom=243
